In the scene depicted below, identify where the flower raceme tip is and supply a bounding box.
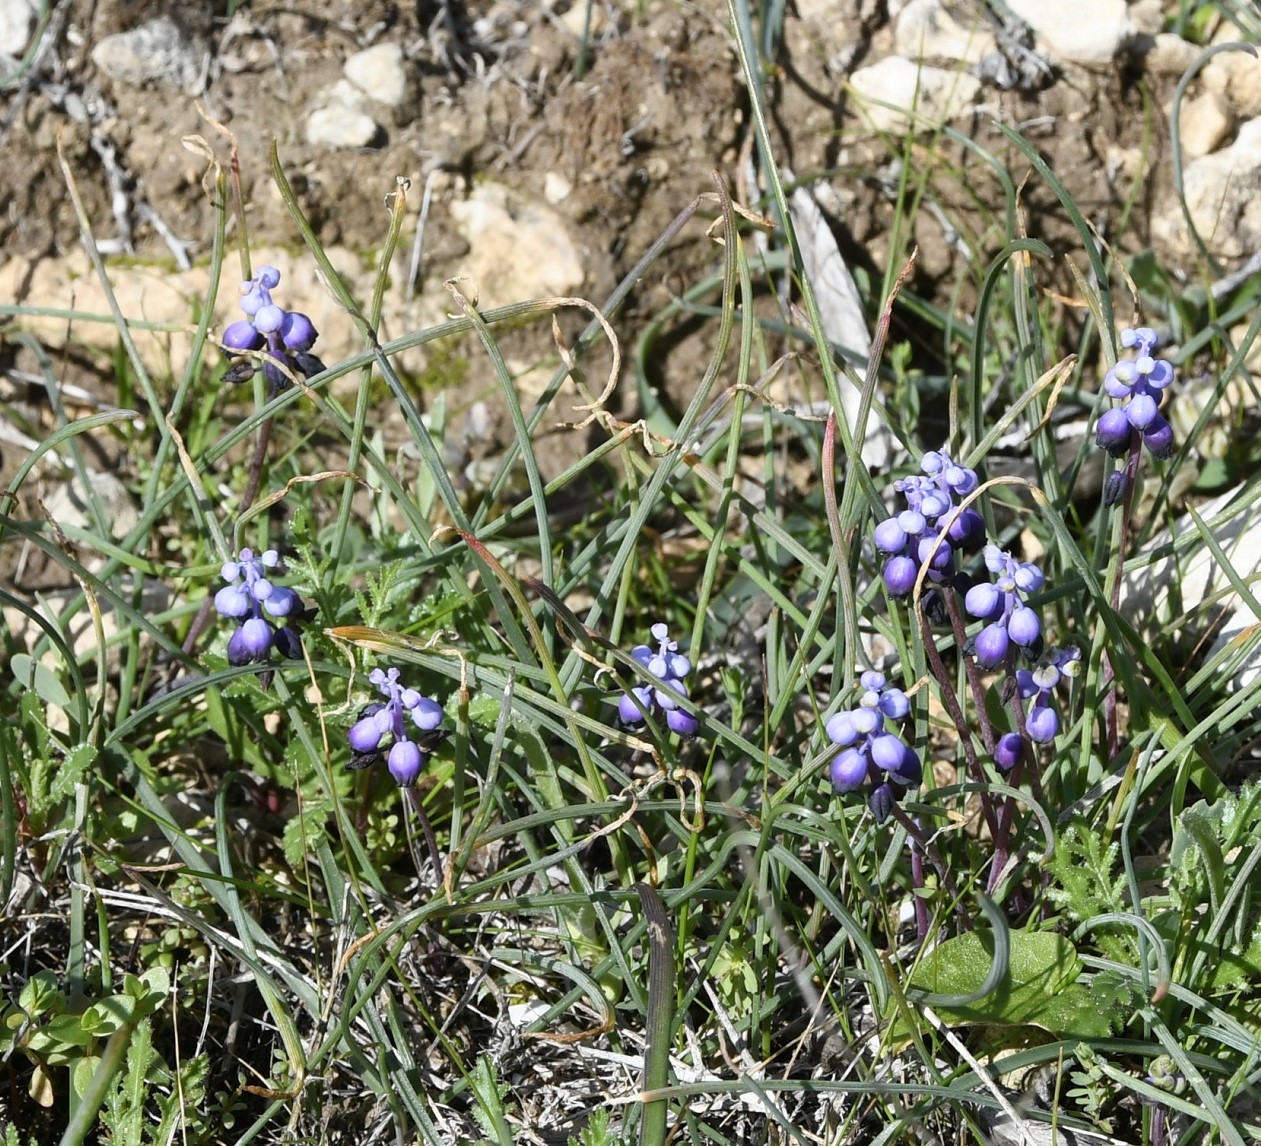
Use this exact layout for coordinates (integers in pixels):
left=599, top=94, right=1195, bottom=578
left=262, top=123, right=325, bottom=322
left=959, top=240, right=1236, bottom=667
left=212, top=547, right=303, bottom=667
left=616, top=623, right=699, bottom=737
left=347, top=667, right=446, bottom=787
left=826, top=671, right=920, bottom=823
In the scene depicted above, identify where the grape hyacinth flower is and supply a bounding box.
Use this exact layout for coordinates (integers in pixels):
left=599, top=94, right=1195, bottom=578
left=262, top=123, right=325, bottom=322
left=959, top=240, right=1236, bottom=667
left=964, top=545, right=1046, bottom=669
left=221, top=265, right=326, bottom=393
left=873, top=450, right=985, bottom=599
left=617, top=623, right=699, bottom=736
left=347, top=668, right=446, bottom=787
left=1095, top=327, right=1177, bottom=505
left=213, top=547, right=303, bottom=666
left=1016, top=645, right=1081, bottom=744
left=825, top=671, right=921, bottom=822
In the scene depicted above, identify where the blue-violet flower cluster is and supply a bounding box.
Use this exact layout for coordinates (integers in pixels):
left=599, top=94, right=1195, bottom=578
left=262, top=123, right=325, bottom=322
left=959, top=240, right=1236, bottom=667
left=826, top=671, right=921, bottom=822
left=874, top=450, right=985, bottom=598
left=964, top=545, right=1045, bottom=669
left=222, top=266, right=325, bottom=392
left=348, top=668, right=445, bottom=787
left=214, top=547, right=302, bottom=666
left=993, top=646, right=1080, bottom=769
left=1095, top=326, right=1176, bottom=463
left=617, top=623, right=699, bottom=736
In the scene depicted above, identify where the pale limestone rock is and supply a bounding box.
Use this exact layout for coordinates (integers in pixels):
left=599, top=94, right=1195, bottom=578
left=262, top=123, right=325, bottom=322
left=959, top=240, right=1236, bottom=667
left=895, top=0, right=995, bottom=66
left=1003, top=0, right=1132, bottom=64
left=1141, top=32, right=1198, bottom=77
left=344, top=42, right=409, bottom=108
left=1178, top=91, right=1233, bottom=160
left=849, top=56, right=981, bottom=134
left=91, top=16, right=203, bottom=90
left=449, top=183, right=585, bottom=305
left=0, top=0, right=39, bottom=57
left=1154, top=118, right=1261, bottom=259
left=1202, top=45, right=1261, bottom=120
left=306, top=104, right=383, bottom=149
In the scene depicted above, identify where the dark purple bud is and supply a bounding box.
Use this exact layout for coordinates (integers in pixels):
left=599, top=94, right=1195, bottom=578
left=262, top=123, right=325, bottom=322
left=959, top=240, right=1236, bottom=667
left=995, top=733, right=1024, bottom=771
left=946, top=507, right=986, bottom=550
left=972, top=622, right=1010, bottom=669
left=923, top=590, right=948, bottom=626
left=294, top=352, right=327, bottom=378
left=223, top=319, right=264, bottom=352
left=1007, top=606, right=1041, bottom=648
left=281, top=311, right=318, bottom=352
left=1104, top=470, right=1129, bottom=507
left=829, top=748, right=868, bottom=794
left=273, top=625, right=303, bottom=660
left=388, top=739, right=424, bottom=787
left=868, top=783, right=895, bottom=823
left=1095, top=407, right=1133, bottom=457
left=1143, top=416, right=1175, bottom=460
left=227, top=617, right=274, bottom=665
left=262, top=359, right=291, bottom=392
left=889, top=745, right=921, bottom=786
left=883, top=555, right=918, bottom=598
left=222, top=360, right=257, bottom=385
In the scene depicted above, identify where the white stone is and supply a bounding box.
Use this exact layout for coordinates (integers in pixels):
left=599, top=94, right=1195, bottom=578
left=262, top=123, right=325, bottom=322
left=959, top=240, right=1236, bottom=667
left=895, top=0, right=995, bottom=66
left=1141, top=32, right=1197, bottom=77
left=1128, top=0, right=1165, bottom=36
left=1155, top=118, right=1261, bottom=259
left=543, top=170, right=572, bottom=204
left=90, top=16, right=203, bottom=90
left=306, top=104, right=383, bottom=149
left=1003, top=0, right=1133, bottom=64
left=0, top=0, right=39, bottom=57
left=1178, top=91, right=1233, bottom=160
left=449, top=183, right=585, bottom=305
left=849, top=56, right=981, bottom=134
left=344, top=42, right=409, bottom=108
left=1202, top=44, right=1261, bottom=120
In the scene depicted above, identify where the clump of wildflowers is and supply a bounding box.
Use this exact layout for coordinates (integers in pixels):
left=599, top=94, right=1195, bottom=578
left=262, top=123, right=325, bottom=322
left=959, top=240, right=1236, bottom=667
left=964, top=545, right=1045, bottom=669
left=213, top=547, right=303, bottom=666
left=874, top=450, right=985, bottom=599
left=347, top=667, right=445, bottom=787
left=825, top=671, right=921, bottom=822
left=221, top=265, right=325, bottom=393
left=617, top=623, right=698, bottom=736
left=1095, top=327, right=1176, bottom=504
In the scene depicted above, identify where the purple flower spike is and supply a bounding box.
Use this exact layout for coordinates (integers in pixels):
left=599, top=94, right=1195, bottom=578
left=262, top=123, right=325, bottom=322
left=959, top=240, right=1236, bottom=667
left=826, top=672, right=917, bottom=817
left=224, top=266, right=323, bottom=394
left=213, top=546, right=307, bottom=674
left=1097, top=326, right=1177, bottom=469
left=615, top=624, right=700, bottom=737
left=348, top=667, right=445, bottom=783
